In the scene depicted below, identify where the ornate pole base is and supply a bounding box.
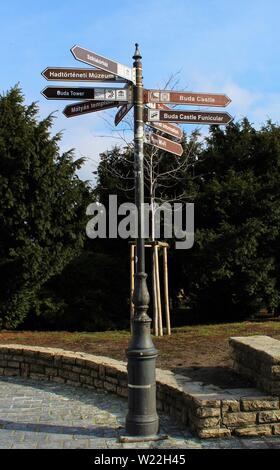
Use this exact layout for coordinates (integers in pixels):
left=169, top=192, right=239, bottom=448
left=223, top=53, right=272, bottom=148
left=125, top=316, right=159, bottom=437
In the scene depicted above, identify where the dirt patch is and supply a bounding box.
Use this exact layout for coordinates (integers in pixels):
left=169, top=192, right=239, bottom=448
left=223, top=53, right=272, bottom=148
left=0, top=321, right=280, bottom=387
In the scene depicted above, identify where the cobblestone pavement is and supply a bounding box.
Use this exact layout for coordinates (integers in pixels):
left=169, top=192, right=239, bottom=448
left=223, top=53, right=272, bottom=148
left=0, top=377, right=280, bottom=449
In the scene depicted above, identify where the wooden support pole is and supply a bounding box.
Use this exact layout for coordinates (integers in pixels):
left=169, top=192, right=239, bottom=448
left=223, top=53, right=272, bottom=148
left=130, top=243, right=135, bottom=333
left=129, top=241, right=170, bottom=336
left=155, top=244, right=163, bottom=336
left=163, top=246, right=171, bottom=335
left=152, top=246, right=159, bottom=336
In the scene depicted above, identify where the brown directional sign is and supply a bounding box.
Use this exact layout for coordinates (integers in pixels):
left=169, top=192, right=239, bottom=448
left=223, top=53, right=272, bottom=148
left=115, top=103, right=133, bottom=126
left=63, top=100, right=119, bottom=118
left=146, top=121, right=183, bottom=140
left=145, top=109, right=233, bottom=125
left=41, top=86, right=130, bottom=102
left=146, top=103, right=183, bottom=139
left=144, top=89, right=231, bottom=107
left=42, top=67, right=126, bottom=82
left=147, top=102, right=173, bottom=111
left=71, top=45, right=135, bottom=83
left=145, top=133, right=183, bottom=157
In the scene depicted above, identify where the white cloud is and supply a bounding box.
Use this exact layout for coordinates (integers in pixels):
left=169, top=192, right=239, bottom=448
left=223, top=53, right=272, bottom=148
left=223, top=82, right=260, bottom=114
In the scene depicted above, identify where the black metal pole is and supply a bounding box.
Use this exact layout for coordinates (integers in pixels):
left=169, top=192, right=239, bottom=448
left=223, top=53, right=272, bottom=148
left=124, top=44, right=159, bottom=438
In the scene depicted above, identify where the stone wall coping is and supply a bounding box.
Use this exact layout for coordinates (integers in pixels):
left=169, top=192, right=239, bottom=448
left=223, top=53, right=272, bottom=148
left=0, top=343, right=127, bottom=369
left=230, top=336, right=280, bottom=363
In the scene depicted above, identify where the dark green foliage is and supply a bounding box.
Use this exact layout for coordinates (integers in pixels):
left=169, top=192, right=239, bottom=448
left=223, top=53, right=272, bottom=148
left=0, top=86, right=91, bottom=328
left=2, top=85, right=279, bottom=330
left=178, top=119, right=280, bottom=321
left=93, top=120, right=280, bottom=323
left=23, top=250, right=130, bottom=331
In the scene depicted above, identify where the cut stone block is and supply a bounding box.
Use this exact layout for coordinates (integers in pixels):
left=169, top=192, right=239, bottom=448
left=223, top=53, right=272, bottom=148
left=230, top=336, right=280, bottom=395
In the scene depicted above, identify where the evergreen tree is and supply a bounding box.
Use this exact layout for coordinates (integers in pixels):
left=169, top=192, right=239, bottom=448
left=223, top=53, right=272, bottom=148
left=0, top=86, right=91, bottom=328
left=180, top=119, right=280, bottom=321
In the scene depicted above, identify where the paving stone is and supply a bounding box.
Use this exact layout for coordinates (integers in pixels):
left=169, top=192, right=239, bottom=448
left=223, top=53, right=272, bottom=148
left=63, top=439, right=90, bottom=448
left=1, top=376, right=280, bottom=449
left=11, top=442, right=38, bottom=449
left=241, top=438, right=270, bottom=449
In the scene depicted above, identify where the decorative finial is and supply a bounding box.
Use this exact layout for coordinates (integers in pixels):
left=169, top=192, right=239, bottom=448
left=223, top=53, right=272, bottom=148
left=133, top=43, right=142, bottom=60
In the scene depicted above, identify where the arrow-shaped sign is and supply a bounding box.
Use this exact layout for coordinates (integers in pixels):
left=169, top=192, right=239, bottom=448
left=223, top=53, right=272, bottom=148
left=145, top=109, right=233, bottom=125
left=63, top=100, right=119, bottom=118
left=145, top=133, right=183, bottom=157
left=146, top=102, right=183, bottom=140
left=115, top=103, right=134, bottom=126
left=146, top=120, right=183, bottom=140
left=144, top=89, right=231, bottom=107
left=41, top=86, right=131, bottom=102
left=42, top=67, right=127, bottom=83
left=71, top=45, right=135, bottom=83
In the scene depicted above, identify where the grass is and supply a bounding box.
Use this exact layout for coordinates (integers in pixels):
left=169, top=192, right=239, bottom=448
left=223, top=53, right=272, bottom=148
left=1, top=320, right=280, bottom=372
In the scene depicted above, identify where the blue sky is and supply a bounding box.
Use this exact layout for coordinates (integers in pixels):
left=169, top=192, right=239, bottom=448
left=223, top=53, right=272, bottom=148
left=1, top=0, right=280, bottom=180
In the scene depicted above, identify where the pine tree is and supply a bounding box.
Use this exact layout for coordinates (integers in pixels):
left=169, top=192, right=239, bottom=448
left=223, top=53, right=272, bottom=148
left=0, top=86, right=91, bottom=328
left=181, top=119, right=280, bottom=320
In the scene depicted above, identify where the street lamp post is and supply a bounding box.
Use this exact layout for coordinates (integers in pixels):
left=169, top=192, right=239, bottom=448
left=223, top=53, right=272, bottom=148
left=124, top=44, right=159, bottom=439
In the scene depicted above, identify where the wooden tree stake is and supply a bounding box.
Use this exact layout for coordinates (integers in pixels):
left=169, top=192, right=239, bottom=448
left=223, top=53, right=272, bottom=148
left=163, top=246, right=171, bottom=335
left=155, top=244, right=163, bottom=336
left=152, top=246, right=159, bottom=336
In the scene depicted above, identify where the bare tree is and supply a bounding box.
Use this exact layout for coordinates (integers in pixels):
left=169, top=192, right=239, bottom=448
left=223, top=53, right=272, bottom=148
left=90, top=75, right=203, bottom=335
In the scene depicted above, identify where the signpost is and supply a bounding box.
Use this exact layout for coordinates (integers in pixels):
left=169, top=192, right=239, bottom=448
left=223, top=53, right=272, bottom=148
left=63, top=100, right=119, bottom=118
left=146, top=133, right=183, bottom=156
left=71, top=45, right=135, bottom=83
left=41, top=86, right=131, bottom=102
left=123, top=44, right=160, bottom=441
left=41, top=42, right=232, bottom=442
left=42, top=67, right=126, bottom=82
left=145, top=108, right=233, bottom=125
left=144, top=89, right=231, bottom=107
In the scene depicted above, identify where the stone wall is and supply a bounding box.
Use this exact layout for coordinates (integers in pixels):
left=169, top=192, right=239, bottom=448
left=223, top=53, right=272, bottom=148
left=1, top=343, right=280, bottom=438
left=230, top=335, right=280, bottom=395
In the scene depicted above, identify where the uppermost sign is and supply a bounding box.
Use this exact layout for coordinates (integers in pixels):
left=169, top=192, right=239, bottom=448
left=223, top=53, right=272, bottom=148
left=71, top=45, right=135, bottom=84
left=144, top=89, right=231, bottom=107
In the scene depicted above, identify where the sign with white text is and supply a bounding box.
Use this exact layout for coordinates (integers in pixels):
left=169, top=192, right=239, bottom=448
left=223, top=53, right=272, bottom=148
left=145, top=109, right=233, bottom=125
left=63, top=100, right=119, bottom=117
left=41, top=86, right=131, bottom=101
left=71, top=45, right=135, bottom=83
left=42, top=67, right=126, bottom=82
left=145, top=133, right=183, bottom=156
left=115, top=103, right=134, bottom=126
left=144, top=89, right=231, bottom=107
left=146, top=103, right=183, bottom=139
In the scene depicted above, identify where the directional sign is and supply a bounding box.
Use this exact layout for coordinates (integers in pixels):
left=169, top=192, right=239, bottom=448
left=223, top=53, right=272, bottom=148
left=145, top=133, right=183, bottom=157
left=115, top=103, right=134, bottom=126
left=145, top=109, right=233, bottom=125
left=144, top=89, right=231, bottom=107
left=42, top=67, right=126, bottom=82
left=41, top=86, right=131, bottom=102
left=146, top=103, right=183, bottom=140
left=148, top=102, right=174, bottom=111
left=63, top=100, right=119, bottom=118
left=146, top=121, right=183, bottom=140
left=71, top=45, right=135, bottom=83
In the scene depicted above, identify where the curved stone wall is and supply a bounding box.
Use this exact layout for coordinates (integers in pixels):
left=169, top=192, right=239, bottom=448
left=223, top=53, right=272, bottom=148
left=1, top=344, right=280, bottom=439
